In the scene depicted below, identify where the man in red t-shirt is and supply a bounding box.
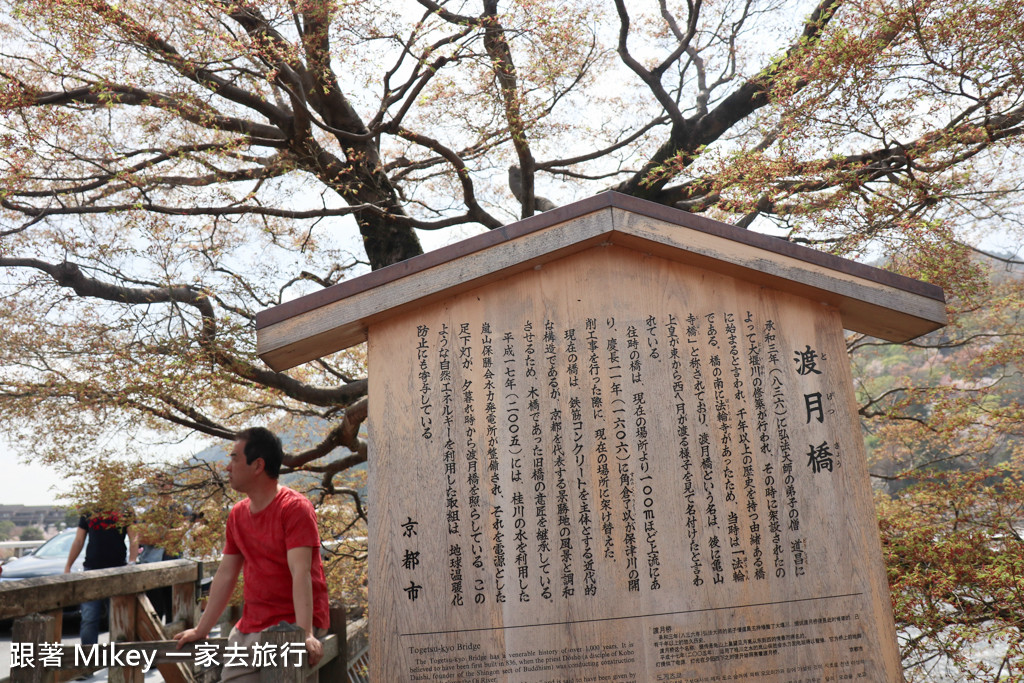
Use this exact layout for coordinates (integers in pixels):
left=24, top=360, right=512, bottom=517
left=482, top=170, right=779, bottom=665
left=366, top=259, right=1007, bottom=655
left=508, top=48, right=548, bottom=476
left=175, top=427, right=329, bottom=678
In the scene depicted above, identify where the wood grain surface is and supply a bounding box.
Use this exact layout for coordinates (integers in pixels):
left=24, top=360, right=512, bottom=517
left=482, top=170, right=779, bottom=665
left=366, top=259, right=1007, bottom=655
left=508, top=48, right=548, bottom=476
left=257, top=194, right=945, bottom=372
left=368, top=246, right=903, bottom=683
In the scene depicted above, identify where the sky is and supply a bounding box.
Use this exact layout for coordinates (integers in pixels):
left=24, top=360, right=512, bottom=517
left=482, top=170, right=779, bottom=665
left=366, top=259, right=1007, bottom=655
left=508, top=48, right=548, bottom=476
left=0, top=222, right=461, bottom=509
left=3, top=456, right=67, bottom=506
left=0, top=438, right=212, bottom=507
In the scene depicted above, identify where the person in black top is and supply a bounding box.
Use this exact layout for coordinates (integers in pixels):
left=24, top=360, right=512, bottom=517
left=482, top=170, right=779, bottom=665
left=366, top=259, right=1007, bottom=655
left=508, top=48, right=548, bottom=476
left=65, top=511, right=137, bottom=645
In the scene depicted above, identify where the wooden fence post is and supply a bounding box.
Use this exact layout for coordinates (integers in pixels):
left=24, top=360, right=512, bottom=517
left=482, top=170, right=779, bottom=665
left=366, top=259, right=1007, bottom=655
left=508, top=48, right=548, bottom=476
left=316, top=604, right=347, bottom=682
left=256, top=623, right=306, bottom=683
left=11, top=613, right=57, bottom=683
left=170, top=578, right=197, bottom=635
left=44, top=608, right=62, bottom=640
left=109, top=595, right=143, bottom=683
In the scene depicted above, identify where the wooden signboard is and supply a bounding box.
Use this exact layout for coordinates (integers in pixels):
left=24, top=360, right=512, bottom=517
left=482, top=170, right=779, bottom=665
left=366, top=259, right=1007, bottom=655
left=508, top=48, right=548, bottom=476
left=256, top=193, right=947, bottom=683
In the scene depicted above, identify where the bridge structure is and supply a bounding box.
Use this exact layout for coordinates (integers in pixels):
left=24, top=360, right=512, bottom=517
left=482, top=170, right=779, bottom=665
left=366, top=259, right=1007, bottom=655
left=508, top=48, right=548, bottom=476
left=0, top=559, right=367, bottom=683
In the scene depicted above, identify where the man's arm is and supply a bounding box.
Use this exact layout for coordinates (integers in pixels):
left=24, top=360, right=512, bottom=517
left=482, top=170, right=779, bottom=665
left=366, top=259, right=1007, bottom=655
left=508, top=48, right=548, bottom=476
left=127, top=526, right=139, bottom=563
left=63, top=527, right=87, bottom=574
left=286, top=546, right=323, bottom=667
left=173, top=553, right=244, bottom=646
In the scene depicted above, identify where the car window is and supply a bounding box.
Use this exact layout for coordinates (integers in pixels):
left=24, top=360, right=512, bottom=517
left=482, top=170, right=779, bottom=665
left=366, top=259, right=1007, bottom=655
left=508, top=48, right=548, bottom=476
left=32, top=531, right=85, bottom=559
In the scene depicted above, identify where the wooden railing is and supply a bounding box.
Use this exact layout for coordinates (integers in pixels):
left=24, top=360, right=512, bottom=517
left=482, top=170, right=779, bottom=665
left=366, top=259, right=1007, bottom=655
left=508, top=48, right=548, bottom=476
left=0, top=560, right=360, bottom=683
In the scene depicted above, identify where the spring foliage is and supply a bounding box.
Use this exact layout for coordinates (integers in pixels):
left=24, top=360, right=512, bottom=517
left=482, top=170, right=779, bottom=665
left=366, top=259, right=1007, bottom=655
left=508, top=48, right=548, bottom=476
left=2, top=0, right=1023, bottom=674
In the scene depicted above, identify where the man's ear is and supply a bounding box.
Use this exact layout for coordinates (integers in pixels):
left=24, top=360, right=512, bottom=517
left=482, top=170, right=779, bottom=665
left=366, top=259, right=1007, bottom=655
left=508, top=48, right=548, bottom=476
left=252, top=457, right=267, bottom=475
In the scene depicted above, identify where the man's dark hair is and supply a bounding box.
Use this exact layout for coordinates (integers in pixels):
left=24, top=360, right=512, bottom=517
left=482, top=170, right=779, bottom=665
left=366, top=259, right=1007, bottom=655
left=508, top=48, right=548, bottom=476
left=236, top=427, right=284, bottom=479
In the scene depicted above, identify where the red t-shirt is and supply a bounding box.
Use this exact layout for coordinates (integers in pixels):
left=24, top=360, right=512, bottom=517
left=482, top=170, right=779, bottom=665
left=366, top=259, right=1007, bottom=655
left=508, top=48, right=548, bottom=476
left=224, top=487, right=330, bottom=633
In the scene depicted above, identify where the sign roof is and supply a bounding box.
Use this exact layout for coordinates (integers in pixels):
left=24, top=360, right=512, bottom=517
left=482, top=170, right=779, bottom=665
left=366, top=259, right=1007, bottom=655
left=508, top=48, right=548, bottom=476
left=256, top=192, right=946, bottom=371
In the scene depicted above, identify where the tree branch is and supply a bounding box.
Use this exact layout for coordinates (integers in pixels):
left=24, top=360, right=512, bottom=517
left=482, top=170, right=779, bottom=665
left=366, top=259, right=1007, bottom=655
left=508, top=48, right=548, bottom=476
left=482, top=1, right=537, bottom=218
left=0, top=257, right=369, bottom=406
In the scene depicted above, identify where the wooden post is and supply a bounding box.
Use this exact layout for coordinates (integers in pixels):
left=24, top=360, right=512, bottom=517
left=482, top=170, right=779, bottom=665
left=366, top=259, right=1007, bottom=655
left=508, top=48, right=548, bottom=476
left=257, top=623, right=306, bottom=683
left=11, top=613, right=57, bottom=683
left=44, top=609, right=62, bottom=640
left=315, top=604, right=347, bottom=682
left=109, top=595, right=142, bottom=683
left=170, top=578, right=197, bottom=634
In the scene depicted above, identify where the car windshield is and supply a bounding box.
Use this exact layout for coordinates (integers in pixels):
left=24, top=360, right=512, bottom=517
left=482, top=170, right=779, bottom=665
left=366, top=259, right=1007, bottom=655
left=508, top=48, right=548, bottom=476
left=32, top=531, right=82, bottom=559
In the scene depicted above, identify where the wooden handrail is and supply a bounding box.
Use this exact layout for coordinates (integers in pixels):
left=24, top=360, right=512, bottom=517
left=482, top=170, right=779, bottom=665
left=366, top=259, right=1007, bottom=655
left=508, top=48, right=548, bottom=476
left=2, top=562, right=358, bottom=683
left=0, top=559, right=218, bottom=620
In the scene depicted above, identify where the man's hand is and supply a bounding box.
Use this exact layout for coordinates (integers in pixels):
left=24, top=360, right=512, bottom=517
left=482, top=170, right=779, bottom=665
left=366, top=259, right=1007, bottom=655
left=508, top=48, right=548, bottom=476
left=173, top=628, right=207, bottom=648
left=304, top=633, right=324, bottom=668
